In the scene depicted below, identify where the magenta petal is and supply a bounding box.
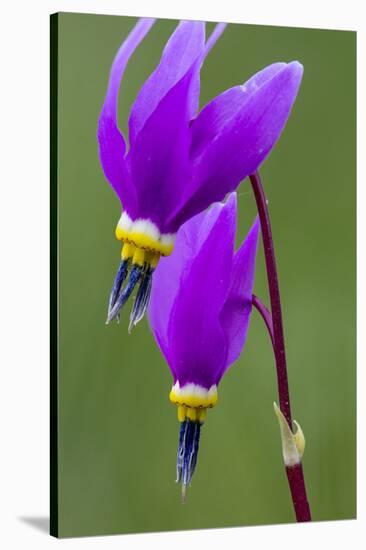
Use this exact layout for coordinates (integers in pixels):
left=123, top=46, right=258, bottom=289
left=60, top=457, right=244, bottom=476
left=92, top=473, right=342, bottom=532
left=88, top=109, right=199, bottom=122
left=128, top=21, right=205, bottom=145
left=203, top=22, right=227, bottom=56
left=190, top=62, right=286, bottom=159
left=148, top=231, right=192, bottom=372
left=148, top=198, right=232, bottom=372
left=126, top=65, right=196, bottom=229
left=217, top=217, right=260, bottom=381
left=148, top=194, right=260, bottom=389
left=97, top=116, right=130, bottom=205
left=97, top=18, right=155, bottom=206
left=165, top=195, right=237, bottom=388
left=186, top=22, right=227, bottom=119
left=169, top=62, right=303, bottom=228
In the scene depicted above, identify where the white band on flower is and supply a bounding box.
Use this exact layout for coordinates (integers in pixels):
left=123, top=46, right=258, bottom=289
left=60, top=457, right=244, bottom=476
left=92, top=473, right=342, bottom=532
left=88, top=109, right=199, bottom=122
left=169, top=381, right=218, bottom=409
left=116, top=212, right=175, bottom=254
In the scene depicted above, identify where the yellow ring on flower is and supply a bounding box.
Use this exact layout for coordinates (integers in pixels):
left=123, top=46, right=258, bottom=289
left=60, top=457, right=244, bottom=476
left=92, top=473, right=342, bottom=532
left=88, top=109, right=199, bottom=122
left=169, top=382, right=218, bottom=409
left=116, top=227, right=174, bottom=256
left=177, top=405, right=207, bottom=423
left=115, top=213, right=175, bottom=258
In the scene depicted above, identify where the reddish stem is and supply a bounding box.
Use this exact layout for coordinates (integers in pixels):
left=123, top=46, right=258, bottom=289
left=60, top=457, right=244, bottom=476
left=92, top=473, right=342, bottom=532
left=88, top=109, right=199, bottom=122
left=252, top=294, right=274, bottom=347
left=286, top=464, right=312, bottom=523
left=249, top=171, right=311, bottom=522
left=249, top=172, right=291, bottom=425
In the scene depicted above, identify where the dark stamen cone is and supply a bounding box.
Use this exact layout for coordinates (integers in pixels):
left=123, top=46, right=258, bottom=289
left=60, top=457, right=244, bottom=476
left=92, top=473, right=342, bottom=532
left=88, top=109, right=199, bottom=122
left=176, top=419, right=202, bottom=500
left=106, top=264, right=143, bottom=323
left=107, top=259, right=129, bottom=319
left=128, top=267, right=154, bottom=332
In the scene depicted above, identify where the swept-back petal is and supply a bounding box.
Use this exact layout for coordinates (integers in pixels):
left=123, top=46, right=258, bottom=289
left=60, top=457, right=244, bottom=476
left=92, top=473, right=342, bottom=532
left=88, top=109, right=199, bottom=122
left=203, top=22, right=227, bottom=56
left=126, top=64, right=196, bottom=229
left=128, top=20, right=205, bottom=144
left=217, top=217, right=260, bottom=382
left=186, top=22, right=227, bottom=118
left=148, top=225, right=192, bottom=369
left=169, top=62, right=303, bottom=229
left=166, top=195, right=237, bottom=388
left=97, top=18, right=155, bottom=207
left=148, top=197, right=231, bottom=370
left=190, top=62, right=286, bottom=158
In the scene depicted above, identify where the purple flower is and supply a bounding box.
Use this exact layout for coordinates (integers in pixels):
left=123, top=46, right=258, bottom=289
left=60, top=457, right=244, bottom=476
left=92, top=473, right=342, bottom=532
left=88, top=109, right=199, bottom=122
left=98, top=18, right=303, bottom=328
left=148, top=193, right=259, bottom=494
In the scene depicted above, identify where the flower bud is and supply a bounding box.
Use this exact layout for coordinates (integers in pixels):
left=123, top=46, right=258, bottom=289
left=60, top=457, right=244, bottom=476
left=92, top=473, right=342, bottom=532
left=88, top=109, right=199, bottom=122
left=273, top=402, right=305, bottom=466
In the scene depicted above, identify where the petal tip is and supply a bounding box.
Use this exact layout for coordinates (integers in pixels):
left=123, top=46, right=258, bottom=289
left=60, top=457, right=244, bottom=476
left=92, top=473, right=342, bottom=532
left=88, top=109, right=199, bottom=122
left=287, top=60, right=304, bottom=80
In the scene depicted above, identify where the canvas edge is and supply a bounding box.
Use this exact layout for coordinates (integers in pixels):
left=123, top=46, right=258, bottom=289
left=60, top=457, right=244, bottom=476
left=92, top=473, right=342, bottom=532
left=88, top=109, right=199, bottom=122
left=50, top=11, right=59, bottom=539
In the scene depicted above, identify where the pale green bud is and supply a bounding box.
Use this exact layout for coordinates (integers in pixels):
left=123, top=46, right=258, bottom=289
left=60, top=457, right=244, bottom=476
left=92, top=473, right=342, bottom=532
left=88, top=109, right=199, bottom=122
left=273, top=402, right=305, bottom=466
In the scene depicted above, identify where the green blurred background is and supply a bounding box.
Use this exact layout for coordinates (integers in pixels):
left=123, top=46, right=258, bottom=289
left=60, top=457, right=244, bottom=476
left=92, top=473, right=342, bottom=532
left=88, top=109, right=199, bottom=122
left=55, top=13, right=356, bottom=537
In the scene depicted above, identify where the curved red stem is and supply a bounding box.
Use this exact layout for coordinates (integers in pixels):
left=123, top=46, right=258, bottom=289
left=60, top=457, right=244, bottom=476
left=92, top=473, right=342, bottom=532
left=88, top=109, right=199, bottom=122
left=249, top=171, right=311, bottom=522
left=252, top=294, right=274, bottom=347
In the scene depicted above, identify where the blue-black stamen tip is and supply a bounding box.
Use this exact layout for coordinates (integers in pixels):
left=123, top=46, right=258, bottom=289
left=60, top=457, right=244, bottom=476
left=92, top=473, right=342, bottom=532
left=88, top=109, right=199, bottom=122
left=176, top=419, right=202, bottom=497
left=128, top=266, right=154, bottom=332
left=106, top=264, right=143, bottom=323
left=107, top=259, right=129, bottom=318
